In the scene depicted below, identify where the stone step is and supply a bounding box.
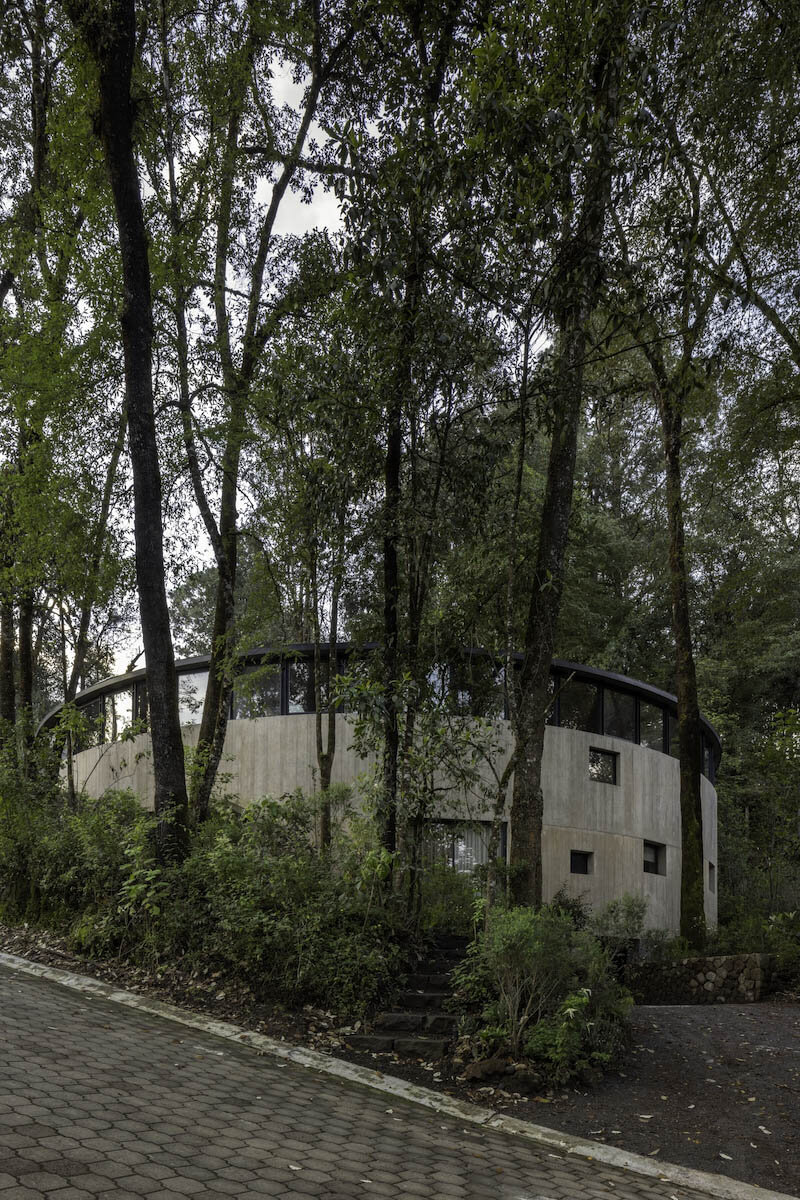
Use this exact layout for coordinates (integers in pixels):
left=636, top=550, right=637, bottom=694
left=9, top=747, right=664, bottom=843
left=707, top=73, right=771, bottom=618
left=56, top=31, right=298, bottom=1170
left=393, top=1036, right=449, bottom=1059
left=374, top=1011, right=456, bottom=1035
left=346, top=1033, right=396, bottom=1053
left=374, top=1011, right=426, bottom=1033
left=405, top=971, right=452, bottom=990
left=396, top=989, right=449, bottom=1011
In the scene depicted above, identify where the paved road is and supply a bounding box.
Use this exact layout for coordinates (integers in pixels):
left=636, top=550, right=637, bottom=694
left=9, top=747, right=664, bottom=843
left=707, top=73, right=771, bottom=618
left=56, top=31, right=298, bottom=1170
left=0, top=966, right=717, bottom=1200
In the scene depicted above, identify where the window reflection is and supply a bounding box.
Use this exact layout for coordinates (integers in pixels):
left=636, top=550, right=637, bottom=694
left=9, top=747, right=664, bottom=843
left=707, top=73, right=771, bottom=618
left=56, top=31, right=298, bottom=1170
left=668, top=712, right=679, bottom=758
left=106, top=689, right=133, bottom=740
left=639, top=701, right=664, bottom=752
left=449, top=658, right=505, bottom=718
left=603, top=689, right=635, bottom=740
left=178, top=671, right=208, bottom=725
left=422, top=821, right=506, bottom=873
left=233, top=663, right=281, bottom=719
left=80, top=697, right=105, bottom=748
left=558, top=679, right=601, bottom=733
left=288, top=658, right=326, bottom=713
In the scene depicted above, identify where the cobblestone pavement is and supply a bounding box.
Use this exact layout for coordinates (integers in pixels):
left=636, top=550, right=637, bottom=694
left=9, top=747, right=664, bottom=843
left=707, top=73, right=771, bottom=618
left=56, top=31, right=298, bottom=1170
left=0, top=966, right=721, bottom=1200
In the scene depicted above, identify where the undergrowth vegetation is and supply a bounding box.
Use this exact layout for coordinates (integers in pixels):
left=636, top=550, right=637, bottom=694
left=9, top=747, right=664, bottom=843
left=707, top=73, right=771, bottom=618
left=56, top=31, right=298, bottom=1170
left=0, top=766, right=407, bottom=1016
left=451, top=903, right=634, bottom=1083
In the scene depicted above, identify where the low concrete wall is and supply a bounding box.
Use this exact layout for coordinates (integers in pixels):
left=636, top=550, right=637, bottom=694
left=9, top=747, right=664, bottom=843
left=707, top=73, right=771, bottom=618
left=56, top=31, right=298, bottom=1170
left=630, top=953, right=775, bottom=1004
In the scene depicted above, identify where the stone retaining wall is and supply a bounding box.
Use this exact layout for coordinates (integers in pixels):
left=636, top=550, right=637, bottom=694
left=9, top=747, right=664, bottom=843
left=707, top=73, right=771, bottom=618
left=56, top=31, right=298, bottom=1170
left=630, top=952, right=776, bottom=1004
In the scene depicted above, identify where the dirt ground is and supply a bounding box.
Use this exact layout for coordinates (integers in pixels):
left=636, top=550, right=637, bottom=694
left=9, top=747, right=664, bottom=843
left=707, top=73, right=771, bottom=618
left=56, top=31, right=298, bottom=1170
left=2, top=921, right=798, bottom=1196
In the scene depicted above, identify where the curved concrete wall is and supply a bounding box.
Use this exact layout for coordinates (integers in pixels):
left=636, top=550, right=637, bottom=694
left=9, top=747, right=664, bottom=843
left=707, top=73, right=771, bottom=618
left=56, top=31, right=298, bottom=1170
left=68, top=713, right=718, bottom=932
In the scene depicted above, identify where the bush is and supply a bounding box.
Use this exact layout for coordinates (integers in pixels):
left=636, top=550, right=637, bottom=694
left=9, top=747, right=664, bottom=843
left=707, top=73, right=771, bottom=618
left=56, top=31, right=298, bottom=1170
left=1, top=775, right=409, bottom=1016
left=451, top=904, right=633, bottom=1079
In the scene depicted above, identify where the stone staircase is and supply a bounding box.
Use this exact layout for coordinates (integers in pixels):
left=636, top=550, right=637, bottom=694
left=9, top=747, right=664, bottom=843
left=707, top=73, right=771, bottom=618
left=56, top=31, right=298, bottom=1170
left=347, top=934, right=468, bottom=1060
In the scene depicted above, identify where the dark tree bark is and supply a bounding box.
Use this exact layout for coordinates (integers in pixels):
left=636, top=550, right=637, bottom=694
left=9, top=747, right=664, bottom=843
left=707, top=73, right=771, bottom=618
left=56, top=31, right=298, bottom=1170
left=65, top=0, right=188, bottom=858
left=381, top=387, right=402, bottom=855
left=509, top=1, right=629, bottom=907
left=658, top=382, right=706, bottom=947
left=0, top=469, right=16, bottom=744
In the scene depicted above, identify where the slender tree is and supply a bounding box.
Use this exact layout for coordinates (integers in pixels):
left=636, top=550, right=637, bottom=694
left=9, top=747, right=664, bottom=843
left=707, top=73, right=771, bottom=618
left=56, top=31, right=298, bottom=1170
left=63, top=0, right=188, bottom=858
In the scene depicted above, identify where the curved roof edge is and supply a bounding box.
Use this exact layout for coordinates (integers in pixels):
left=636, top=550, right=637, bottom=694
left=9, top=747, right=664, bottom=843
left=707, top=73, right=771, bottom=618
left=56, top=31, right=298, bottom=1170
left=37, top=642, right=722, bottom=758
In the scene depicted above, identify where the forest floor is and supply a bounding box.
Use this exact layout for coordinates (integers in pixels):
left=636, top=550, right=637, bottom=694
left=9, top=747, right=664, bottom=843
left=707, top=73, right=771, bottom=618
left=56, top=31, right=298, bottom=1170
left=1, top=919, right=798, bottom=1196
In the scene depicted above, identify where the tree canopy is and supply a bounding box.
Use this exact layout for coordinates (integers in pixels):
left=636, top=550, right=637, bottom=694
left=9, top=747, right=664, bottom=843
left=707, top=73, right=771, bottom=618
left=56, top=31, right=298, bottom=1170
left=1, top=0, right=798, bottom=930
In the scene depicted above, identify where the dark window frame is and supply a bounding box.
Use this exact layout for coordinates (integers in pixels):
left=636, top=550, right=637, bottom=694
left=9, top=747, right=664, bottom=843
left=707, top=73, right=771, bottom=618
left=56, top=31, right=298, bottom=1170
left=570, top=849, right=593, bottom=875
left=589, top=746, right=618, bottom=784
left=643, top=840, right=666, bottom=875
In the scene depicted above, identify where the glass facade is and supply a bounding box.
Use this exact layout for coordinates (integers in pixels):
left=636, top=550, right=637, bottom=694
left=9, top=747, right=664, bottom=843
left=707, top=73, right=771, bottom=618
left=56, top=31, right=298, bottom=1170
left=232, top=663, right=281, bottom=719
left=178, top=671, right=208, bottom=726
left=558, top=679, right=602, bottom=733
left=64, top=651, right=718, bottom=780
left=603, top=689, right=636, bottom=741
left=422, top=820, right=506, bottom=874
left=640, top=701, right=665, bottom=752
left=106, top=689, right=133, bottom=739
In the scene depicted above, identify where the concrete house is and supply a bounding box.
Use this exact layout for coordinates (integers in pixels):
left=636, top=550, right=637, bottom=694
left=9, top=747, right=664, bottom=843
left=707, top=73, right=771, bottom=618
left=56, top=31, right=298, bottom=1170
left=41, top=644, right=720, bottom=931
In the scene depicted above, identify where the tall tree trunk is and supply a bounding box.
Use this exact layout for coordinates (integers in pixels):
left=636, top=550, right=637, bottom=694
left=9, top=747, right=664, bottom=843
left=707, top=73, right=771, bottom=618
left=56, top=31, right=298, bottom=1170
left=510, top=317, right=588, bottom=906
left=658, top=384, right=706, bottom=947
left=0, top=596, right=15, bottom=737
left=508, top=0, right=628, bottom=907
left=67, top=0, right=188, bottom=859
left=0, top=469, right=16, bottom=746
left=381, top=389, right=402, bottom=854
left=17, top=588, right=34, bottom=765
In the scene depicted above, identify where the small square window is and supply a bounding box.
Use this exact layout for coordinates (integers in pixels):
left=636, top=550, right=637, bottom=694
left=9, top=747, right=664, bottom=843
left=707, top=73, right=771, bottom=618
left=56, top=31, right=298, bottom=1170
left=708, top=862, right=716, bottom=893
left=643, top=840, right=666, bottom=875
left=589, top=747, right=618, bottom=784
left=570, top=850, right=593, bottom=875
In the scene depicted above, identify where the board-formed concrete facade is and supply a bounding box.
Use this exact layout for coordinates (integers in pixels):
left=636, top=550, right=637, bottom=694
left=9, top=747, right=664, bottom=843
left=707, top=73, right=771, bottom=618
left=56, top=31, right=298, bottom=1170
left=42, top=646, right=720, bottom=931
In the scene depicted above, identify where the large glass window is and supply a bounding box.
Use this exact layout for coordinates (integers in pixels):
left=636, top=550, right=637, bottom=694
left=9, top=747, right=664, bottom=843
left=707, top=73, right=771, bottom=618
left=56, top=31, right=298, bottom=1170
left=449, top=657, right=505, bottom=718
left=133, top=681, right=148, bottom=727
left=178, top=671, right=208, bottom=726
left=603, top=688, right=636, bottom=741
left=288, top=658, right=330, bottom=713
left=78, top=697, right=105, bottom=748
left=558, top=679, right=601, bottom=733
left=106, top=689, right=133, bottom=740
left=639, top=701, right=664, bottom=752
left=668, top=712, right=680, bottom=758
left=233, top=663, right=281, bottom=719
left=422, top=821, right=506, bottom=874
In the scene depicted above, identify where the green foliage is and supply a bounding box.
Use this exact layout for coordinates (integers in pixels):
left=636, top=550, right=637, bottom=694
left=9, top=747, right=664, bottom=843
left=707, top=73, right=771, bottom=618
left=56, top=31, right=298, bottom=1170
left=704, top=910, right=800, bottom=985
left=451, top=904, right=632, bottom=1078
left=0, top=774, right=408, bottom=1015
left=416, top=863, right=481, bottom=937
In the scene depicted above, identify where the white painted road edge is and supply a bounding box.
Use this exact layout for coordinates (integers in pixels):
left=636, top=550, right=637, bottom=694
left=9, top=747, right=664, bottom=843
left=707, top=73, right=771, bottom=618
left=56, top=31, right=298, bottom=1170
left=0, top=950, right=796, bottom=1200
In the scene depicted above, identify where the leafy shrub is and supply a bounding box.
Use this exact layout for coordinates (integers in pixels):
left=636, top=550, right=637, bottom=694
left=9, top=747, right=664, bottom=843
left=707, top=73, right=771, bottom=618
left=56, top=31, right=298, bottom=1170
left=704, top=910, right=800, bottom=984
left=451, top=904, right=633, bottom=1078
left=550, top=886, right=590, bottom=929
left=416, top=862, right=480, bottom=936
left=1, top=771, right=410, bottom=1015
